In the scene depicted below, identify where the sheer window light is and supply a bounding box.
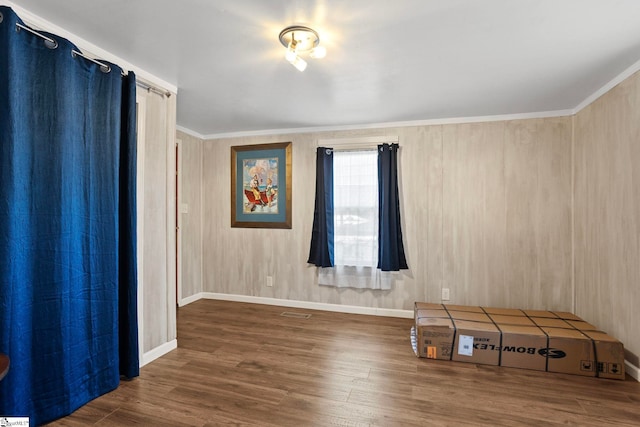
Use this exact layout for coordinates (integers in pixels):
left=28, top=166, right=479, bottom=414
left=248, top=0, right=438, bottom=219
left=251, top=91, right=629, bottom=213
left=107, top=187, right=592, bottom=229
left=333, top=150, right=378, bottom=267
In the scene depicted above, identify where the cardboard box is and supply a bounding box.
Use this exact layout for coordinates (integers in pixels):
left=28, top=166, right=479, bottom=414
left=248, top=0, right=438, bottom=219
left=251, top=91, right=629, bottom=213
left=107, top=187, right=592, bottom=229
left=415, top=308, right=449, bottom=320
left=414, top=302, right=443, bottom=311
left=412, top=302, right=626, bottom=380
left=553, top=311, right=583, bottom=321
left=489, top=314, right=535, bottom=326
left=451, top=320, right=501, bottom=366
left=530, top=317, right=572, bottom=328
left=414, top=316, right=454, bottom=360
left=522, top=309, right=558, bottom=318
left=565, top=320, right=598, bottom=331
left=498, top=324, right=548, bottom=371
left=448, top=310, right=491, bottom=323
left=582, top=330, right=626, bottom=380
left=542, top=327, right=596, bottom=377
left=483, top=307, right=525, bottom=316
left=444, top=304, right=484, bottom=313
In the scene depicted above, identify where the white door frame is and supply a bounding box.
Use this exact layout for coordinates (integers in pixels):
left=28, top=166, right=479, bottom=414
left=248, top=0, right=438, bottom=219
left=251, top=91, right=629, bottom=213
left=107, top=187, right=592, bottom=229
left=135, top=94, right=147, bottom=364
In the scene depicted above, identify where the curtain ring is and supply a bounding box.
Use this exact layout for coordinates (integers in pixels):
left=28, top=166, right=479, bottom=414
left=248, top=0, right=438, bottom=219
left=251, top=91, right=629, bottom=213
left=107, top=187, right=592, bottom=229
left=0, top=12, right=4, bottom=24
left=325, top=148, right=333, bottom=155
left=44, top=38, right=58, bottom=50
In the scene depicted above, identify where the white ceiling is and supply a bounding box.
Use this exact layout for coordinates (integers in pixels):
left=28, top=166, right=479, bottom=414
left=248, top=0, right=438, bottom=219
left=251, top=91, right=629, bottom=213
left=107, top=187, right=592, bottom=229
left=7, top=0, right=640, bottom=137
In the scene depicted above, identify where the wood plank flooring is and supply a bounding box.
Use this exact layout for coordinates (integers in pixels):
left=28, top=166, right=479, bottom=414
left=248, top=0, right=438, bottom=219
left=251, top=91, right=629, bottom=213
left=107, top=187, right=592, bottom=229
left=47, top=299, right=640, bottom=426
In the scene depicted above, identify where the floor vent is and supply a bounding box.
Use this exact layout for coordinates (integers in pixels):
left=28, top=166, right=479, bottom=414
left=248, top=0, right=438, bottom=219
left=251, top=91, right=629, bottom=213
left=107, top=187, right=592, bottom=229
left=280, top=311, right=312, bottom=319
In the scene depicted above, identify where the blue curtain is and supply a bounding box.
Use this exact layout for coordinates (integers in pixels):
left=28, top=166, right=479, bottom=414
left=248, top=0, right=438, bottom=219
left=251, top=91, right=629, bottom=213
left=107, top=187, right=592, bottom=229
left=307, top=147, right=334, bottom=267
left=118, top=72, right=140, bottom=379
left=0, top=7, right=138, bottom=425
left=377, top=144, right=408, bottom=271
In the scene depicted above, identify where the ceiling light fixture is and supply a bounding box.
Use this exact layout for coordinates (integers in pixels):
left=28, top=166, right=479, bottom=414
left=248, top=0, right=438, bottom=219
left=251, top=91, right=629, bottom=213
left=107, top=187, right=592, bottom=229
left=279, top=25, right=326, bottom=72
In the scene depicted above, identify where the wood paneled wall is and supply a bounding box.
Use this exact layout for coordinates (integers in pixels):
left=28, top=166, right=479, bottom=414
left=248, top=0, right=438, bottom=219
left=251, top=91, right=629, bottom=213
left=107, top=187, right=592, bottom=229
left=443, top=119, right=572, bottom=308
left=574, top=70, right=640, bottom=363
left=178, top=132, right=203, bottom=300
left=179, top=116, right=573, bottom=314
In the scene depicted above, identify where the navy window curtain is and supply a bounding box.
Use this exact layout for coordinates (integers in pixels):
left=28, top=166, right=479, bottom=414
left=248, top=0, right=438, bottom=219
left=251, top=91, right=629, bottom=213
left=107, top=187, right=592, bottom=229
left=0, top=7, right=138, bottom=425
left=307, top=147, right=334, bottom=267
left=308, top=144, right=408, bottom=271
left=377, top=143, right=408, bottom=271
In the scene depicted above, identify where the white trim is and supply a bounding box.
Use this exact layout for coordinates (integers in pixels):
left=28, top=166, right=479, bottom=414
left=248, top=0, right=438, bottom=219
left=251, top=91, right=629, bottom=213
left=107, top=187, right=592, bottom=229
left=574, top=57, right=640, bottom=114
left=2, top=1, right=177, bottom=94
left=135, top=94, right=147, bottom=365
left=625, top=360, right=640, bottom=382
left=570, top=116, right=576, bottom=315
left=166, top=94, right=178, bottom=338
left=184, top=292, right=413, bottom=318
left=200, top=109, right=573, bottom=141
left=176, top=125, right=205, bottom=140
left=179, top=292, right=201, bottom=307
left=176, top=139, right=183, bottom=306
left=199, top=139, right=204, bottom=299
left=140, top=339, right=177, bottom=367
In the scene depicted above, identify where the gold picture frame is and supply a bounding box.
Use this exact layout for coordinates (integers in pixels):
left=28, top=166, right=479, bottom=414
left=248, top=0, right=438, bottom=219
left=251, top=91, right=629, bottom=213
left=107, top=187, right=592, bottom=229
left=230, top=142, right=292, bottom=229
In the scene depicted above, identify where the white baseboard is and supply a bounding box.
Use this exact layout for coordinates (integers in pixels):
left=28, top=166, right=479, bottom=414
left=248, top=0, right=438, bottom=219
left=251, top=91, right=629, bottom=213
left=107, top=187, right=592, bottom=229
left=140, top=339, right=177, bottom=368
left=624, top=360, right=640, bottom=382
left=184, top=292, right=414, bottom=319
left=179, top=292, right=202, bottom=307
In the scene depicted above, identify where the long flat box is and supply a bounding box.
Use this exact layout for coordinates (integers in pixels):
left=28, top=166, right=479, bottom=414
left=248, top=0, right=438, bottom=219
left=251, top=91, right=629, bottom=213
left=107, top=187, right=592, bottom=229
left=412, top=302, right=626, bottom=380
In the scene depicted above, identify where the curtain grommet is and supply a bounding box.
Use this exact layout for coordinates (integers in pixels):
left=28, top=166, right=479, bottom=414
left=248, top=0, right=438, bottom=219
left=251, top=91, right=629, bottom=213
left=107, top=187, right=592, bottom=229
left=0, top=12, right=4, bottom=24
left=45, top=39, right=58, bottom=50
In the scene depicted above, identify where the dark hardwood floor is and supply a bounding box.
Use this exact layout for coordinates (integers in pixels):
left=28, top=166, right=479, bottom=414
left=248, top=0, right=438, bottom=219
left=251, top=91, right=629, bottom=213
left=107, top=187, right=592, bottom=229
left=48, top=299, right=640, bottom=426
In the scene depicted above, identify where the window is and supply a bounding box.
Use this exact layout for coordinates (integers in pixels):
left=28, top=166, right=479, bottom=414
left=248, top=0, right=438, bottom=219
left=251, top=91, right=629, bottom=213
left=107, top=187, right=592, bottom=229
left=333, top=150, right=378, bottom=267
left=308, top=140, right=408, bottom=290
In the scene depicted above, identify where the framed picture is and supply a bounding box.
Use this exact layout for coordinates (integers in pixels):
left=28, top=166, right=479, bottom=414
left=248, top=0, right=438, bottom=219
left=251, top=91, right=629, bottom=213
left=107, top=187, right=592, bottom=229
left=231, top=142, right=292, bottom=229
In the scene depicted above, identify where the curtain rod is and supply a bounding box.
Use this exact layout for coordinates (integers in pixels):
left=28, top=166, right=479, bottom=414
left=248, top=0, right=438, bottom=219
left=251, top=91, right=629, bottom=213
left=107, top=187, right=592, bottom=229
left=135, top=80, right=172, bottom=98
left=316, top=136, right=399, bottom=151
left=14, top=21, right=171, bottom=98
left=317, top=136, right=399, bottom=145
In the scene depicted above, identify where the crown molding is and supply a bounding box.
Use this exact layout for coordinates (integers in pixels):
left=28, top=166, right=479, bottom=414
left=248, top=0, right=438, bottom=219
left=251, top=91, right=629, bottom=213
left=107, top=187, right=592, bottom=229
left=573, top=57, right=640, bottom=114
left=176, top=125, right=205, bottom=140
left=199, top=109, right=574, bottom=141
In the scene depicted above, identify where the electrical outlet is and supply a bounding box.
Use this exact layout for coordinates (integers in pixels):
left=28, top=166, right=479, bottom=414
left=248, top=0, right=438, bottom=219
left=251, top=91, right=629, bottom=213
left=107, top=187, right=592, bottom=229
left=441, top=288, right=450, bottom=301
left=266, top=276, right=273, bottom=287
